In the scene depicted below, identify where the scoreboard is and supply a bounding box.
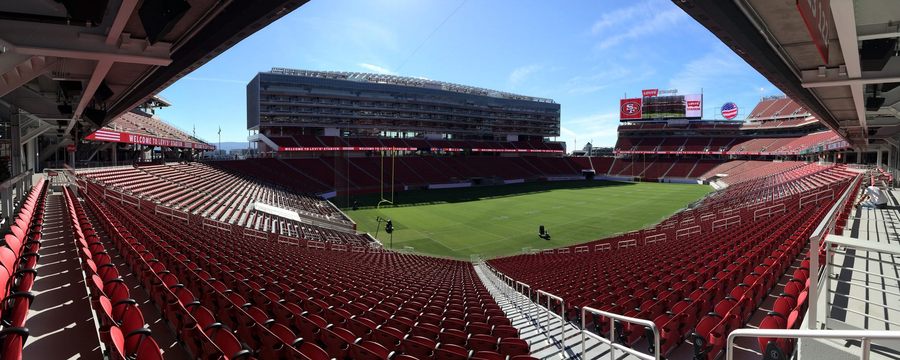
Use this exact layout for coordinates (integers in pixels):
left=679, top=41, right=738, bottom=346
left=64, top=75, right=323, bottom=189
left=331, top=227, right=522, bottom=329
left=620, top=89, right=702, bottom=121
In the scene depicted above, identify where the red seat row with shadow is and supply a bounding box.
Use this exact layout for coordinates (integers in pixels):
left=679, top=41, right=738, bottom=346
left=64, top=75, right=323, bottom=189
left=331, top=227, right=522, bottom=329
left=80, top=180, right=535, bottom=359
left=0, top=179, right=47, bottom=360
left=488, top=165, right=857, bottom=359
left=62, top=187, right=164, bottom=359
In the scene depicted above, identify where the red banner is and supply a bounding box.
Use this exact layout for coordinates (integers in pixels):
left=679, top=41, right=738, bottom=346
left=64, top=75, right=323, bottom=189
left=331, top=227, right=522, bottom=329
left=614, top=149, right=805, bottom=156
left=85, top=129, right=216, bottom=150
left=280, top=146, right=418, bottom=152
left=620, top=98, right=643, bottom=120
left=279, top=146, right=564, bottom=153
left=797, top=0, right=831, bottom=64
left=642, top=89, right=659, bottom=97
left=470, top=148, right=564, bottom=153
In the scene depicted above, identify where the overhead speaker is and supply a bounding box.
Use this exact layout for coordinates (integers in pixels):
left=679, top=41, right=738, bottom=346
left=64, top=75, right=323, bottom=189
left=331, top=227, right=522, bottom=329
left=83, top=107, right=107, bottom=127
left=138, top=0, right=191, bottom=44
left=865, top=96, right=886, bottom=111
left=859, top=38, right=897, bottom=72
left=94, top=81, right=114, bottom=103
left=55, top=0, right=110, bottom=25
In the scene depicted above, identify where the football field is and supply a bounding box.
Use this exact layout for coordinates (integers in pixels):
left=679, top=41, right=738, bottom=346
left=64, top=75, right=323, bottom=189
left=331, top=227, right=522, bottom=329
left=346, top=181, right=712, bottom=259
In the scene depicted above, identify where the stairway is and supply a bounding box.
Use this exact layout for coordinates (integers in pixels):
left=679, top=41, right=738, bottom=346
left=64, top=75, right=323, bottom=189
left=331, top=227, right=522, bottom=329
left=473, top=263, right=641, bottom=360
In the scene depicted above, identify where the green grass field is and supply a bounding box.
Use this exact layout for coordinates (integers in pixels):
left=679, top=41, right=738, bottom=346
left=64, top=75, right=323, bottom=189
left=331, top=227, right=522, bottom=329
left=345, top=181, right=711, bottom=259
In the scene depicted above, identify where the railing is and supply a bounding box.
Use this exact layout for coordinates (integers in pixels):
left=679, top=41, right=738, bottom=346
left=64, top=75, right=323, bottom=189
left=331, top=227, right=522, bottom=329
left=799, top=187, right=835, bottom=208
left=514, top=281, right=533, bottom=317
left=0, top=170, right=34, bottom=228
left=581, top=307, right=660, bottom=360
left=807, top=174, right=861, bottom=328
left=823, top=234, right=900, bottom=331
left=536, top=290, right=565, bottom=346
left=726, top=328, right=900, bottom=360
left=484, top=265, right=573, bottom=354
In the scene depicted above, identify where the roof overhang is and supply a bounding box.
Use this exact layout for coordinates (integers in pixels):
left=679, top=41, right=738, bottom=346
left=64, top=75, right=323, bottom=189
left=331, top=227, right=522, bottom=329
left=0, top=0, right=308, bottom=139
left=673, top=0, right=900, bottom=149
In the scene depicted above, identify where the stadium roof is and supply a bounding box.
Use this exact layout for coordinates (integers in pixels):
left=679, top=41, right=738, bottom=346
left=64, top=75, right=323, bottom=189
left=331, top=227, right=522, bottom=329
left=0, top=0, right=307, bottom=137
left=674, top=0, right=900, bottom=149
left=267, top=67, right=557, bottom=104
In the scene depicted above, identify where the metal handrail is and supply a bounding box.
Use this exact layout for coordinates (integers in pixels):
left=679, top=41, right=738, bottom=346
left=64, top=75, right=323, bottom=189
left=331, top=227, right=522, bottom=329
left=726, top=328, right=900, bottom=360
left=807, top=174, right=860, bottom=328
left=516, top=281, right=533, bottom=319
left=823, top=231, right=900, bottom=331
left=581, top=307, right=660, bottom=360
left=536, top=290, right=565, bottom=347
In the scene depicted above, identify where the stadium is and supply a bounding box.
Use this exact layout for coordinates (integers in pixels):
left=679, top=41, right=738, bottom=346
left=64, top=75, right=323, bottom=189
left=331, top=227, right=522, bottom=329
left=0, top=1, right=898, bottom=360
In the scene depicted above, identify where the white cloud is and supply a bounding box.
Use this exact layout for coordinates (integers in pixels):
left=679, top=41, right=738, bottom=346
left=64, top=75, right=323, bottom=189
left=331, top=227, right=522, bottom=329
left=357, top=63, right=396, bottom=75
left=590, top=0, right=658, bottom=35
left=667, top=46, right=745, bottom=92
left=563, top=64, right=655, bottom=94
left=596, top=8, right=686, bottom=50
left=508, top=64, right=543, bottom=85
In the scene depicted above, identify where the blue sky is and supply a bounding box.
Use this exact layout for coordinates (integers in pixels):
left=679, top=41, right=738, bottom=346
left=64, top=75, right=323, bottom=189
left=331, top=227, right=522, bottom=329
left=156, top=0, right=782, bottom=149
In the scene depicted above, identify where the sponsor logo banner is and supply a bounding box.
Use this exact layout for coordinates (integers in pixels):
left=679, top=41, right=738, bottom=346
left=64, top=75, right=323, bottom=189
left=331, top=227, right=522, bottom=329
left=642, top=89, right=658, bottom=97
left=684, top=94, right=703, bottom=118
left=279, top=146, right=564, bottom=153
left=85, top=129, right=216, bottom=150
left=620, top=98, right=643, bottom=120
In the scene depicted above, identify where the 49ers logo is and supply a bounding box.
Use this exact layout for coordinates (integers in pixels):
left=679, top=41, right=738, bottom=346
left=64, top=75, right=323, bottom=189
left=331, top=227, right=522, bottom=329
left=622, top=102, right=639, bottom=115
left=620, top=98, right=643, bottom=120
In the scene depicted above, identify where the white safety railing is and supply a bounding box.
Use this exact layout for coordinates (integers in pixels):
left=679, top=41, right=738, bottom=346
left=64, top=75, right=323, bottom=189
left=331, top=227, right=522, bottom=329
left=536, top=290, right=565, bottom=346
left=823, top=235, right=900, bottom=331
left=516, top=281, right=534, bottom=319
left=581, top=307, right=660, bottom=360
left=807, top=174, right=861, bottom=328
left=726, top=328, right=900, bottom=360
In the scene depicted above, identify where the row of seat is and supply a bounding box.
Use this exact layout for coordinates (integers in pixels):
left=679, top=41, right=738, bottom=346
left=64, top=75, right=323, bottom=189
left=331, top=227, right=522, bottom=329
left=688, top=203, right=829, bottom=360
left=78, top=163, right=369, bottom=245
left=488, top=164, right=856, bottom=359
left=62, top=187, right=164, bottom=359
left=0, top=179, right=47, bottom=360
left=83, top=187, right=288, bottom=359
left=615, top=130, right=842, bottom=155
left=81, top=162, right=342, bottom=220
left=756, top=177, right=862, bottom=358
left=530, top=164, right=851, bottom=257
left=81, top=180, right=535, bottom=359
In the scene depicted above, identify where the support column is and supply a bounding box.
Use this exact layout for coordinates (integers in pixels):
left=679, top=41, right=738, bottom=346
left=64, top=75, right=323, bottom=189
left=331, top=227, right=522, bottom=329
left=67, top=137, right=75, bottom=169
left=888, top=148, right=893, bottom=170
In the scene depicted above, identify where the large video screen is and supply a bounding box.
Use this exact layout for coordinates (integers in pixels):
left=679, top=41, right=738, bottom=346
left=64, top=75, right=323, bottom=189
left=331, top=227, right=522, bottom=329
left=619, top=93, right=702, bottom=121
left=642, top=94, right=702, bottom=119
